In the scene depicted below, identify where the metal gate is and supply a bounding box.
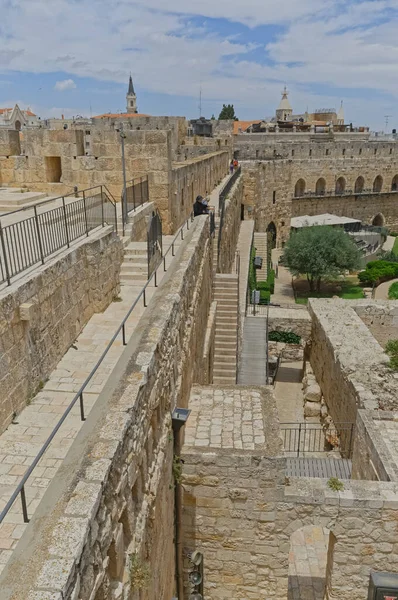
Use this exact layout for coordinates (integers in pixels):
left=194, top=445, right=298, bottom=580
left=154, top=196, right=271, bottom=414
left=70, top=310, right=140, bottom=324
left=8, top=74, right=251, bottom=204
left=147, top=210, right=162, bottom=278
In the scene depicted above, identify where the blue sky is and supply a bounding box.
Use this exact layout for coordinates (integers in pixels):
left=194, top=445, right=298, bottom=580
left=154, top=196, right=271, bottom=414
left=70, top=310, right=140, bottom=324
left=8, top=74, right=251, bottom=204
left=1, top=0, right=398, bottom=129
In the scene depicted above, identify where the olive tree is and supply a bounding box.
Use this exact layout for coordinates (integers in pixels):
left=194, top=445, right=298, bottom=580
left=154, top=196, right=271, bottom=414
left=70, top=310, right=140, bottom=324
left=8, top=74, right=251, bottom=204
left=282, top=225, right=362, bottom=292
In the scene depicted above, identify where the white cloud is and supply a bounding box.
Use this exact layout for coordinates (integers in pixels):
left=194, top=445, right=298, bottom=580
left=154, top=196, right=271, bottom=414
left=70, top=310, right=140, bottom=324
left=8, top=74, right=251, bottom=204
left=54, top=78, right=77, bottom=91
left=0, top=0, right=398, bottom=128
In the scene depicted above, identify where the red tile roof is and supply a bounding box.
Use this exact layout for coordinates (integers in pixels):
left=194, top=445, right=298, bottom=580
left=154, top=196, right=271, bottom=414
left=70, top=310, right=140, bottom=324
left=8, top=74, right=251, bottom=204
left=0, top=107, right=36, bottom=116
left=233, top=120, right=262, bottom=134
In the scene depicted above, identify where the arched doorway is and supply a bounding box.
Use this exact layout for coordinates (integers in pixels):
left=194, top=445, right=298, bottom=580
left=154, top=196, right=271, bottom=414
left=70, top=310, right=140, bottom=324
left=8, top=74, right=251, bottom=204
left=315, top=178, right=326, bottom=195
left=266, top=221, right=277, bottom=249
left=294, top=179, right=306, bottom=198
left=372, top=213, right=385, bottom=227
left=392, top=175, right=398, bottom=191
left=354, top=176, right=364, bottom=193
left=335, top=177, right=346, bottom=195
left=373, top=175, right=383, bottom=192
left=14, top=120, right=21, bottom=131
left=289, top=526, right=336, bottom=600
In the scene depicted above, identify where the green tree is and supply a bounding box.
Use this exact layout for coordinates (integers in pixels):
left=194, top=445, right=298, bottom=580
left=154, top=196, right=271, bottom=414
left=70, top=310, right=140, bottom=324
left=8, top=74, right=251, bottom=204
left=218, top=104, right=238, bottom=120
left=282, top=225, right=362, bottom=292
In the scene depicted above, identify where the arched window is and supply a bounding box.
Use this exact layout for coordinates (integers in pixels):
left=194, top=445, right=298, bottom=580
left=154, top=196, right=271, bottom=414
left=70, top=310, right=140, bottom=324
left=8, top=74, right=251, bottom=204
left=294, top=179, right=306, bottom=198
left=315, top=178, right=326, bottom=195
left=14, top=120, right=21, bottom=131
left=392, top=175, right=398, bottom=191
left=373, top=175, right=383, bottom=192
left=354, top=176, right=364, bottom=193
left=335, top=177, right=346, bottom=195
left=372, top=213, right=385, bottom=227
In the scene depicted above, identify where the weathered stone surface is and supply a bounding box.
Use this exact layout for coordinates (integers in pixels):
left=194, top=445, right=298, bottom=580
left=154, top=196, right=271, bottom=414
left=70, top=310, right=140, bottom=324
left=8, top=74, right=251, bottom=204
left=304, top=383, right=322, bottom=403
left=304, top=401, right=321, bottom=417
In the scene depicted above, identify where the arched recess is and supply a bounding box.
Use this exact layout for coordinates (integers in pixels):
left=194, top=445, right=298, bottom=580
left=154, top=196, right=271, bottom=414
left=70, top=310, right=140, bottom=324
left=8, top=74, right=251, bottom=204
left=15, top=120, right=21, bottom=131
left=373, top=175, right=383, bottom=192
left=266, top=221, right=277, bottom=249
left=289, top=525, right=337, bottom=600
left=392, top=175, right=398, bottom=191
left=354, top=176, right=364, bottom=193
left=335, top=177, right=346, bottom=195
left=294, top=179, right=306, bottom=198
left=315, top=178, right=326, bottom=195
left=372, top=213, right=385, bottom=227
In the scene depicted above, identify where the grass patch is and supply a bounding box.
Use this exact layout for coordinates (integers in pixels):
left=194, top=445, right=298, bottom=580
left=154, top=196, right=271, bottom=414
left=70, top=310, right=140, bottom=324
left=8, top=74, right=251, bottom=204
left=393, top=237, right=398, bottom=257
left=389, top=282, right=398, bottom=300
left=294, top=277, right=365, bottom=304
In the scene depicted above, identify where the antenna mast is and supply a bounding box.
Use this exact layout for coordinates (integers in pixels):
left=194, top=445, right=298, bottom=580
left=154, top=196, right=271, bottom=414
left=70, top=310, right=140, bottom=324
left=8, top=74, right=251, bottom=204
left=199, top=85, right=202, bottom=118
left=385, top=115, right=392, bottom=131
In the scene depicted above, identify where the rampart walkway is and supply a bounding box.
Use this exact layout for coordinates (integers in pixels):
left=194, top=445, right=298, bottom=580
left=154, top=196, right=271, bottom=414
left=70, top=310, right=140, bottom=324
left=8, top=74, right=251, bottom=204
left=0, top=233, right=184, bottom=572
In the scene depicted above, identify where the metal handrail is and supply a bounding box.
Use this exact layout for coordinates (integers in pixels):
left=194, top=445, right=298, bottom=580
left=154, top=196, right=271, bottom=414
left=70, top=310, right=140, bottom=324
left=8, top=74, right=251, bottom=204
left=0, top=210, right=196, bottom=526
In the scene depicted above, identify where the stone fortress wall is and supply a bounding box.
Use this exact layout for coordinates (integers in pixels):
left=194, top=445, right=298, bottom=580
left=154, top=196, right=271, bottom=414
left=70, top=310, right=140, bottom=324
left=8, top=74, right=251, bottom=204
left=0, top=228, right=123, bottom=435
left=0, top=217, right=215, bottom=600
left=238, top=133, right=398, bottom=245
left=0, top=125, right=230, bottom=234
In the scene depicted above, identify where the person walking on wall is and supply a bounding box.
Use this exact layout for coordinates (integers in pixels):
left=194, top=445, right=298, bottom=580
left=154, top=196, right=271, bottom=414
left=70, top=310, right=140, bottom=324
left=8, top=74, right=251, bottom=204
left=233, top=158, right=238, bottom=170
left=229, top=159, right=234, bottom=174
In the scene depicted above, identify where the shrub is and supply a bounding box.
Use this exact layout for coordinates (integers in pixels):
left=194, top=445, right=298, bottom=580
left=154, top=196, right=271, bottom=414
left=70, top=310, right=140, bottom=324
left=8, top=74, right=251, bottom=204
left=386, top=339, right=398, bottom=371
left=259, top=289, right=270, bottom=304
left=248, top=245, right=257, bottom=295
left=268, top=331, right=301, bottom=344
left=389, top=282, right=398, bottom=300
left=327, top=477, right=344, bottom=492
left=358, top=260, right=398, bottom=285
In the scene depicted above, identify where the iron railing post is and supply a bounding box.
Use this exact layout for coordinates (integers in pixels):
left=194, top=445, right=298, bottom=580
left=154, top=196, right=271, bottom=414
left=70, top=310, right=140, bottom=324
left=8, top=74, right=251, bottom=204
left=33, top=205, right=45, bottom=265
left=141, top=176, right=144, bottom=207
left=62, top=196, right=70, bottom=248
left=0, top=222, right=11, bottom=285
left=82, top=190, right=89, bottom=236
left=297, top=423, right=302, bottom=458
left=20, top=486, right=29, bottom=523
left=132, top=180, right=136, bottom=210
left=79, top=393, right=85, bottom=421
left=101, top=186, right=105, bottom=227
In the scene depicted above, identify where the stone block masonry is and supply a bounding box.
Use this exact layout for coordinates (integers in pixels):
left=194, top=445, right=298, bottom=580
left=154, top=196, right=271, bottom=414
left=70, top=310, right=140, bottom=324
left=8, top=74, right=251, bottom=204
left=217, top=175, right=243, bottom=274
left=0, top=216, right=214, bottom=599
left=0, top=227, right=123, bottom=434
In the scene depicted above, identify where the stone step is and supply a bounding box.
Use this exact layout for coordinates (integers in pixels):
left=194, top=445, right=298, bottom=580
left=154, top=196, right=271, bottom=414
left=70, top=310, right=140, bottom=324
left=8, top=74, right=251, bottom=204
left=214, top=346, right=236, bottom=355
left=123, top=255, right=148, bottom=264
left=216, top=317, right=238, bottom=325
left=213, top=376, right=236, bottom=384
left=214, top=355, right=237, bottom=365
left=120, top=272, right=148, bottom=282
left=121, top=264, right=148, bottom=274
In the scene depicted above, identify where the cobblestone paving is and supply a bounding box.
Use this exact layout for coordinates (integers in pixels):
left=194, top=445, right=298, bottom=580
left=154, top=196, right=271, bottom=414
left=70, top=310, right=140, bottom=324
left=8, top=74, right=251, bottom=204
left=288, top=526, right=329, bottom=600
left=185, top=387, right=266, bottom=450
left=0, top=234, right=183, bottom=572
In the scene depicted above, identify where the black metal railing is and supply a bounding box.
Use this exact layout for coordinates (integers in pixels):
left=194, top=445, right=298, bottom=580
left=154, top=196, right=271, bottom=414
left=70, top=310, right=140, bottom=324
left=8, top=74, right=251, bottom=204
left=0, top=210, right=196, bottom=526
left=217, top=167, right=242, bottom=268
left=147, top=210, right=163, bottom=279
left=0, top=186, right=117, bottom=287
left=209, top=209, right=215, bottom=236
left=280, top=423, right=354, bottom=458
left=123, top=176, right=149, bottom=213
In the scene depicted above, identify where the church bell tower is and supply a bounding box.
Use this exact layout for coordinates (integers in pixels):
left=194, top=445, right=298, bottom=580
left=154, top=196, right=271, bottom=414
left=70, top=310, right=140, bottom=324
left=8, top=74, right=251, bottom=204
left=126, top=75, right=137, bottom=114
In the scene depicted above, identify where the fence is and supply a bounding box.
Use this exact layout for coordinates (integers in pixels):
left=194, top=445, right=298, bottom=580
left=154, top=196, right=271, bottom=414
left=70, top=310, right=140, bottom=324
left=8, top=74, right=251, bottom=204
left=280, top=423, right=354, bottom=458
left=0, top=210, right=196, bottom=526
left=147, top=210, right=163, bottom=278
left=217, top=166, right=241, bottom=268
left=124, top=176, right=149, bottom=213
left=0, top=185, right=117, bottom=287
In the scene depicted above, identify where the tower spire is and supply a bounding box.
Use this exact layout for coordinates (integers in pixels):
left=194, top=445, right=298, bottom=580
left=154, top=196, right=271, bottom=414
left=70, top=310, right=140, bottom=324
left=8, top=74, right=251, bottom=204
left=126, top=74, right=137, bottom=114
left=128, top=74, right=135, bottom=96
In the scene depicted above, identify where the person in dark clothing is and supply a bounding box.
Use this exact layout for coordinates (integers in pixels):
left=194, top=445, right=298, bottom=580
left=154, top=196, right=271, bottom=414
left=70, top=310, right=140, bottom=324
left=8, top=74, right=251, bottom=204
left=193, top=195, right=209, bottom=217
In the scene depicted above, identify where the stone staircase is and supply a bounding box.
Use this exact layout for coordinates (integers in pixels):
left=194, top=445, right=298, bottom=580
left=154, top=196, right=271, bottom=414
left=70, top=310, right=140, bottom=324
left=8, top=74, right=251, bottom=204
left=253, top=232, right=268, bottom=282
left=213, top=274, right=239, bottom=384
left=120, top=242, right=148, bottom=285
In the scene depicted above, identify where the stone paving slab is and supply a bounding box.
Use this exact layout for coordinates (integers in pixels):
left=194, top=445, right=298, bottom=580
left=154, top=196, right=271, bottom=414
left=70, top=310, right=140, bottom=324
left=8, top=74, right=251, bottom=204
left=0, top=235, right=183, bottom=573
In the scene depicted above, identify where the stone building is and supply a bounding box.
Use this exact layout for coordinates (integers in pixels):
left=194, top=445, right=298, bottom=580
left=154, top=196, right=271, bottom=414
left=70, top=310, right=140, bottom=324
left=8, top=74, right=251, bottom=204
left=0, top=104, right=40, bottom=130
left=276, top=87, right=293, bottom=122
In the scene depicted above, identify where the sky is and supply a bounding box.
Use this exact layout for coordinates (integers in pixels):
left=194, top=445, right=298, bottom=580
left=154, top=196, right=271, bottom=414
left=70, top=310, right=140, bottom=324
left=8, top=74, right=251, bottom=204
left=1, top=0, right=398, bottom=130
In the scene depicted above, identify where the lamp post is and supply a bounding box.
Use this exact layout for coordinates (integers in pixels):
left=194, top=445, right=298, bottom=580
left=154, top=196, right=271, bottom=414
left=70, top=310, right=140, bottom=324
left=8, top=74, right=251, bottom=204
left=119, top=122, right=128, bottom=227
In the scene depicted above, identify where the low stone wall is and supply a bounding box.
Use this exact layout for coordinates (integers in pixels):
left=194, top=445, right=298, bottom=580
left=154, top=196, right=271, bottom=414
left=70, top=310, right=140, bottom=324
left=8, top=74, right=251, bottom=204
left=1, top=217, right=213, bottom=599
left=218, top=176, right=243, bottom=273
left=198, top=300, right=217, bottom=385
left=127, top=201, right=155, bottom=242
left=308, top=299, right=397, bottom=430
left=353, top=300, right=398, bottom=348
left=182, top=446, right=398, bottom=600
left=0, top=228, right=123, bottom=434
left=268, top=306, right=312, bottom=341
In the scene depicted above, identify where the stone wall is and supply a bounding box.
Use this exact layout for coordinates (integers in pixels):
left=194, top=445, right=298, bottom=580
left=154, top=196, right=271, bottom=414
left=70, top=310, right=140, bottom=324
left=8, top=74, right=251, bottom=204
left=239, top=135, right=398, bottom=246
left=268, top=306, right=312, bottom=341
left=182, top=446, right=398, bottom=600
left=170, top=151, right=229, bottom=232
left=1, top=217, right=214, bottom=600
left=199, top=300, right=217, bottom=385
left=353, top=300, right=398, bottom=347
left=0, top=228, right=123, bottom=434
left=307, top=299, right=397, bottom=429
left=0, top=129, right=20, bottom=159
left=127, top=201, right=155, bottom=242
left=218, top=175, right=243, bottom=273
